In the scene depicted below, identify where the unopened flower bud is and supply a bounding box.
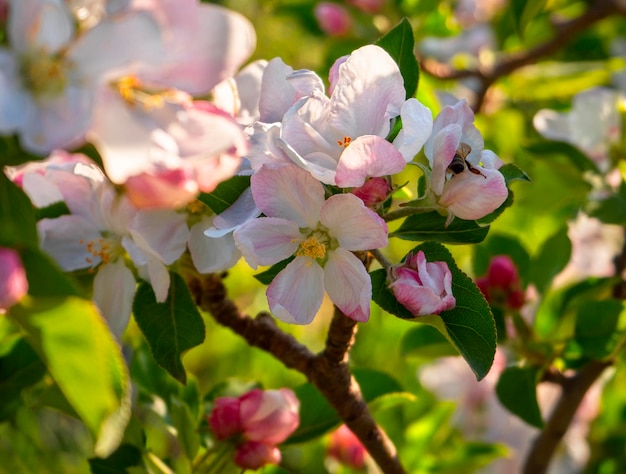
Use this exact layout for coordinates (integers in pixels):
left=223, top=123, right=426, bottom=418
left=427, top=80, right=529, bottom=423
left=208, top=396, right=242, bottom=440
left=389, top=250, right=456, bottom=316
left=314, top=3, right=352, bottom=37
left=476, top=255, right=525, bottom=310
left=327, top=425, right=366, bottom=469
left=487, top=255, right=519, bottom=290
left=0, top=248, right=28, bottom=311
left=239, top=388, right=300, bottom=444
left=351, top=177, right=392, bottom=207
left=234, top=441, right=281, bottom=470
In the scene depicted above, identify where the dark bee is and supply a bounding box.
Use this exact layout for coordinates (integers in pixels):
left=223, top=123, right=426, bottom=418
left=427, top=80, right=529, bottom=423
left=448, top=143, right=485, bottom=178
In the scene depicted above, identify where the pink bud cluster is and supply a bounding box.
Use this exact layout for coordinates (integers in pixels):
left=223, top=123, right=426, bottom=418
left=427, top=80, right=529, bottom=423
left=208, top=388, right=300, bottom=470
left=0, top=248, right=28, bottom=311
left=476, top=255, right=524, bottom=310
left=327, top=424, right=366, bottom=469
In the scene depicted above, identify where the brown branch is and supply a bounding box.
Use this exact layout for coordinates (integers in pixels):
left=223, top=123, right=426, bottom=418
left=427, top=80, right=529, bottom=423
left=522, top=360, right=612, bottom=474
left=186, top=273, right=406, bottom=474
left=419, top=0, right=626, bottom=112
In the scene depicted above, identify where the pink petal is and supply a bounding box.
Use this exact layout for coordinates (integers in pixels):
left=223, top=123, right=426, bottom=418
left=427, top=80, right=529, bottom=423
left=324, top=248, right=371, bottom=322
left=335, top=135, right=407, bottom=187
left=429, top=124, right=461, bottom=196
left=267, top=256, right=325, bottom=324
left=233, top=217, right=301, bottom=269
left=320, top=194, right=388, bottom=251
left=440, top=167, right=508, bottom=220
left=250, top=165, right=325, bottom=227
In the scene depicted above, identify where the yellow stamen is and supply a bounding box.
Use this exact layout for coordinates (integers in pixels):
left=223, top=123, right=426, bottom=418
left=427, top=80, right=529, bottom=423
left=337, top=136, right=352, bottom=148
left=296, top=235, right=327, bottom=259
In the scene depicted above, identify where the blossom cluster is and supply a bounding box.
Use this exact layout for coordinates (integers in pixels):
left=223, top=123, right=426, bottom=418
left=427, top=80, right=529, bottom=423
left=2, top=0, right=509, bottom=331
left=208, top=388, right=300, bottom=470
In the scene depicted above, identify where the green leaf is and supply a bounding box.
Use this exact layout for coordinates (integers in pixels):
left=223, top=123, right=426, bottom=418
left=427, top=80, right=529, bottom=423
left=575, top=299, right=624, bottom=360
left=530, top=226, right=572, bottom=294
left=375, top=18, right=419, bottom=99
left=510, top=0, right=547, bottom=38
left=19, top=247, right=80, bottom=297
left=170, top=396, right=200, bottom=460
left=498, top=163, right=531, bottom=184
left=534, top=277, right=616, bottom=340
left=372, top=242, right=496, bottom=380
left=496, top=366, right=544, bottom=428
left=391, top=211, right=490, bottom=244
left=34, top=200, right=70, bottom=221
left=0, top=172, right=38, bottom=248
left=0, top=338, right=46, bottom=421
left=198, top=176, right=251, bottom=214
left=8, top=296, right=131, bottom=457
left=586, top=181, right=626, bottom=225
left=132, top=272, right=205, bottom=384
left=524, top=141, right=598, bottom=174
left=401, top=325, right=458, bottom=358
left=254, top=256, right=295, bottom=285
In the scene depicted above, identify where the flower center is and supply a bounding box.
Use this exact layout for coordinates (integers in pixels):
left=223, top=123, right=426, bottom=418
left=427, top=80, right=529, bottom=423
left=20, top=50, right=69, bottom=98
left=297, top=234, right=327, bottom=260
left=79, top=236, right=122, bottom=269
left=114, top=76, right=188, bottom=110
left=337, top=136, right=352, bottom=148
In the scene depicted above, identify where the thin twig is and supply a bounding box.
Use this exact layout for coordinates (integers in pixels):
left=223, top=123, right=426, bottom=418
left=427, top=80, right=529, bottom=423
left=419, top=0, right=626, bottom=112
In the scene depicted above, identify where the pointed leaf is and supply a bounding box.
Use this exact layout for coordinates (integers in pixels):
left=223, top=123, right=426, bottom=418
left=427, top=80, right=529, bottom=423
left=8, top=296, right=131, bottom=457
left=574, top=299, right=624, bottom=360
left=530, top=225, right=572, bottom=294
left=586, top=181, right=626, bottom=225
left=0, top=172, right=38, bottom=247
left=401, top=325, right=458, bottom=358
left=375, top=18, right=419, bottom=99
left=132, top=273, right=205, bottom=384
left=254, top=256, right=295, bottom=285
left=498, top=163, right=531, bottom=184
left=496, top=366, right=544, bottom=428
left=199, top=176, right=251, bottom=214
left=391, top=211, right=490, bottom=244
left=372, top=241, right=496, bottom=380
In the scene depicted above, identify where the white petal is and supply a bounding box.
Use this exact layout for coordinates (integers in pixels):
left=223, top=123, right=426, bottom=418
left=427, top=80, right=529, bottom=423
left=267, top=257, right=325, bottom=324
left=93, top=261, right=136, bottom=340
left=189, top=217, right=241, bottom=273
left=38, top=215, right=102, bottom=271
left=324, top=248, right=371, bottom=322
left=320, top=194, right=388, bottom=250
left=233, top=217, right=300, bottom=269
left=128, top=210, right=189, bottom=264
left=393, top=98, right=433, bottom=161
left=250, top=165, right=325, bottom=228
left=208, top=187, right=260, bottom=234
left=146, top=257, right=170, bottom=303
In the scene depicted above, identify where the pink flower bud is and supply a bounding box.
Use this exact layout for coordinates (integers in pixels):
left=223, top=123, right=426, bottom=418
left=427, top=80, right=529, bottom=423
left=208, top=396, right=242, bottom=440
left=351, top=177, right=392, bottom=207
left=314, top=3, right=352, bottom=37
left=476, top=255, right=525, bottom=310
left=239, top=388, right=300, bottom=444
left=486, top=255, right=519, bottom=290
left=0, top=248, right=28, bottom=311
left=234, top=441, right=281, bottom=470
left=389, top=250, right=456, bottom=316
left=327, top=425, right=366, bottom=469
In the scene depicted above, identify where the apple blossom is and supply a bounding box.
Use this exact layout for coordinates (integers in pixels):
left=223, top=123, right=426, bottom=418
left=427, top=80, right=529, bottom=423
left=533, top=87, right=621, bottom=171
left=314, top=3, right=352, bottom=37
left=0, top=0, right=161, bottom=153
left=0, top=248, right=28, bottom=311
left=423, top=99, right=508, bottom=223
left=278, top=45, right=431, bottom=187
left=234, top=441, right=281, bottom=470
left=209, top=396, right=242, bottom=441
left=327, top=425, right=367, bottom=469
left=13, top=152, right=188, bottom=338
left=234, top=165, right=388, bottom=324
left=388, top=250, right=456, bottom=316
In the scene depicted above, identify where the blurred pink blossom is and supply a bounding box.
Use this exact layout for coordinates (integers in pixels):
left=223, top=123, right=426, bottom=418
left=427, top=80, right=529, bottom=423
left=234, top=440, right=281, bottom=470
left=476, top=255, right=525, bottom=310
left=315, top=3, right=352, bottom=37
left=327, top=424, right=366, bottom=469
left=346, top=0, right=385, bottom=14
left=0, top=248, right=28, bottom=311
